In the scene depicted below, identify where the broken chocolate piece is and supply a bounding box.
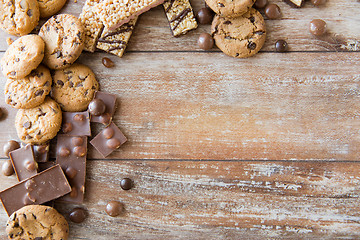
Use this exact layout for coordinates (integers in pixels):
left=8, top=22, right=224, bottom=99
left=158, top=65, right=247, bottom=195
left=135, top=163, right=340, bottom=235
left=0, top=164, right=71, bottom=216
left=32, top=144, right=50, bottom=163
left=90, top=91, right=117, bottom=125
left=284, top=0, right=304, bottom=7
left=61, top=111, right=91, bottom=136
left=56, top=135, right=87, bottom=203
left=9, top=144, right=38, bottom=181
left=90, top=122, right=127, bottom=157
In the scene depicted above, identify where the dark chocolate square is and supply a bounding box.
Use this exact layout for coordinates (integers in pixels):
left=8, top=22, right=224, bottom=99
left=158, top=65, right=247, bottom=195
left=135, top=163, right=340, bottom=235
left=90, top=122, right=127, bottom=158
left=32, top=144, right=50, bottom=163
left=61, top=111, right=91, bottom=136
left=9, top=144, right=38, bottom=181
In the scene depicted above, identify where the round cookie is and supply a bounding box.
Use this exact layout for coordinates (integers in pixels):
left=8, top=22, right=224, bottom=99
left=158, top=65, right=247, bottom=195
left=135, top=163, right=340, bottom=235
left=15, top=97, right=62, bottom=144
left=0, top=0, right=40, bottom=36
left=1, top=34, right=45, bottom=79
left=51, top=63, right=99, bottom=112
left=5, top=65, right=52, bottom=109
left=211, top=8, right=266, bottom=58
left=38, top=0, right=67, bottom=18
left=39, top=14, right=85, bottom=70
left=205, top=0, right=255, bottom=18
left=6, top=205, right=69, bottom=240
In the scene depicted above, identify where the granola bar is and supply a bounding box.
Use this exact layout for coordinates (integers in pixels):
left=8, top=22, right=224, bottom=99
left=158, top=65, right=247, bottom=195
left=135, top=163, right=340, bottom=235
left=96, top=18, right=138, bottom=57
left=163, top=0, right=198, bottom=36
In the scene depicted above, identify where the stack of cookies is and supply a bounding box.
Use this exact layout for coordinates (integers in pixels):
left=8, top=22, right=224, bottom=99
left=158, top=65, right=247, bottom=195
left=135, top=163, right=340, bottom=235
left=206, top=0, right=267, bottom=58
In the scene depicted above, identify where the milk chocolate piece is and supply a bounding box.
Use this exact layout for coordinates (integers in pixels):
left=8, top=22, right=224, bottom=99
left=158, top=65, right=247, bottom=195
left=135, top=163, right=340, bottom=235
left=90, top=91, right=117, bottom=125
left=38, top=161, right=56, bottom=172
left=90, top=122, right=127, bottom=157
left=56, top=135, right=87, bottom=203
left=61, top=111, right=91, bottom=136
left=0, top=164, right=71, bottom=216
left=9, top=144, right=38, bottom=181
left=32, top=144, right=50, bottom=163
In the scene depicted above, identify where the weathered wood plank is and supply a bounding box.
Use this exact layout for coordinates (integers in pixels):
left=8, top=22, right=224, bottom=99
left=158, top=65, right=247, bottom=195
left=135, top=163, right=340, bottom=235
left=0, top=51, right=359, bottom=160
left=0, top=0, right=359, bottom=52
left=1, top=160, right=359, bottom=239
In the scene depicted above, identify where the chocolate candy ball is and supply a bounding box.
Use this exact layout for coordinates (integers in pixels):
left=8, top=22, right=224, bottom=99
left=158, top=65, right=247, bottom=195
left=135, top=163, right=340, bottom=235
left=275, top=39, right=288, bottom=52
left=69, top=208, right=87, bottom=223
left=88, top=99, right=106, bottom=116
left=309, top=19, right=327, bottom=36
left=120, top=178, right=133, bottom=190
left=3, top=140, right=20, bottom=158
left=2, top=160, right=14, bottom=176
left=105, top=201, right=123, bottom=217
left=254, top=0, right=268, bottom=9
left=196, top=8, right=214, bottom=25
left=311, top=0, right=326, bottom=6
left=102, top=57, right=114, bottom=68
left=265, top=4, right=281, bottom=19
left=198, top=33, right=214, bottom=50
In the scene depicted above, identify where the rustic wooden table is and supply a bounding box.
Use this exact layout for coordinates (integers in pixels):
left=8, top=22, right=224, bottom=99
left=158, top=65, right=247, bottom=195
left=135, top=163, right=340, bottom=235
left=0, top=0, right=360, bottom=239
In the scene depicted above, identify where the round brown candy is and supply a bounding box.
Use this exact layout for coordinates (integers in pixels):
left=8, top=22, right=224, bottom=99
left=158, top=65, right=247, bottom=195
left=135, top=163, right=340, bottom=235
left=106, top=138, right=121, bottom=149
left=74, top=146, right=86, bottom=157
left=88, top=99, right=106, bottom=116
left=0, top=108, right=4, bottom=120
left=311, top=0, right=326, bottom=6
left=102, top=57, right=114, bottom=68
left=65, top=167, right=77, bottom=179
left=2, top=160, right=14, bottom=176
left=120, top=178, right=133, bottom=190
left=309, top=19, right=327, bottom=36
left=62, top=122, right=73, bottom=133
left=58, top=147, right=71, bottom=157
left=275, top=39, right=288, bottom=52
left=254, top=0, right=268, bottom=9
left=69, top=208, right=87, bottom=223
left=103, top=128, right=115, bottom=139
left=198, top=33, right=214, bottom=50
left=25, top=179, right=36, bottom=191
left=99, top=113, right=111, bottom=124
left=3, top=140, right=20, bottom=157
left=105, top=201, right=123, bottom=217
left=196, top=8, right=214, bottom=25
left=73, top=114, right=85, bottom=122
left=72, top=137, right=84, bottom=146
left=24, top=160, right=37, bottom=172
left=265, top=3, right=281, bottom=19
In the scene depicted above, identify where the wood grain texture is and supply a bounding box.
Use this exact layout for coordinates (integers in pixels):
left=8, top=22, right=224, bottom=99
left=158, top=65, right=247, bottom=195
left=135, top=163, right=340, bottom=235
left=1, top=160, right=360, bottom=239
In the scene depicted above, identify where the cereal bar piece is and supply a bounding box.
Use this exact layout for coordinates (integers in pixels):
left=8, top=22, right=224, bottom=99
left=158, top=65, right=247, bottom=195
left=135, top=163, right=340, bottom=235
left=94, top=0, right=165, bottom=30
left=96, top=18, right=138, bottom=57
left=163, top=0, right=198, bottom=36
left=79, top=0, right=104, bottom=52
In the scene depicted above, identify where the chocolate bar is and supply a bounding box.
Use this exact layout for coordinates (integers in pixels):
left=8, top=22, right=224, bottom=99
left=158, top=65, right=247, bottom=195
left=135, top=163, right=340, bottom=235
left=96, top=18, right=138, bottom=58
left=79, top=0, right=104, bottom=52
left=32, top=144, right=50, bottom=163
left=90, top=122, right=127, bottom=157
left=0, top=164, right=71, bottom=216
left=37, top=161, right=56, bottom=172
left=9, top=144, right=38, bottom=181
left=94, top=0, right=165, bottom=31
left=56, top=135, right=87, bottom=203
left=90, top=91, right=117, bottom=125
left=163, top=0, right=198, bottom=36
left=61, top=111, right=91, bottom=136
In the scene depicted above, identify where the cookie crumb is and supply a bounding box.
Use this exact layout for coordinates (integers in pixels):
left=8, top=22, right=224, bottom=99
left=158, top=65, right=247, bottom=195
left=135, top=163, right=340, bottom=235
left=6, top=38, right=13, bottom=46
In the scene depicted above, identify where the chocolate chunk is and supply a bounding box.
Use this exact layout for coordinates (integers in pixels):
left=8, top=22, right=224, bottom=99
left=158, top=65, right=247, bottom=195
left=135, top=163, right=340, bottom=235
left=69, top=208, right=86, bottom=223
left=218, top=2, right=224, bottom=7
left=9, top=144, right=38, bottom=181
left=32, top=144, right=50, bottom=163
left=196, top=8, right=214, bottom=25
left=61, top=112, right=91, bottom=136
left=309, top=19, right=327, bottom=36
left=198, top=33, right=214, bottom=50
left=254, top=0, right=268, bottom=8
left=3, top=140, right=20, bottom=157
left=27, top=9, right=32, bottom=17
left=57, top=80, right=64, bottom=86
left=35, top=90, right=44, bottom=96
left=0, top=107, right=4, bottom=120
left=120, top=178, right=133, bottom=190
left=2, top=160, right=14, bottom=176
left=58, top=147, right=71, bottom=157
left=56, top=135, right=87, bottom=203
left=105, top=201, right=123, bottom=217
left=0, top=165, right=71, bottom=216
left=102, top=57, right=115, bottom=68
left=265, top=3, right=281, bottom=19
left=248, top=42, right=257, bottom=50
left=37, top=161, right=55, bottom=172
left=90, top=122, right=127, bottom=158
left=90, top=92, right=117, bottom=125
left=23, top=121, right=32, bottom=129
left=275, top=39, right=288, bottom=52
left=311, top=0, right=326, bottom=6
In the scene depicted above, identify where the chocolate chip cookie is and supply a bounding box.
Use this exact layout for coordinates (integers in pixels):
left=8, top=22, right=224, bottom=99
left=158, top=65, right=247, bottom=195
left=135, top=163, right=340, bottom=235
left=0, top=0, right=40, bottom=36
left=51, top=63, right=99, bottom=112
left=5, top=65, right=52, bottom=109
left=38, top=0, right=67, bottom=18
left=39, top=14, right=85, bottom=70
left=211, top=8, right=266, bottom=58
left=6, top=205, right=69, bottom=240
left=1, top=34, right=45, bottom=79
left=15, top=97, right=62, bottom=144
left=205, top=0, right=255, bottom=18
